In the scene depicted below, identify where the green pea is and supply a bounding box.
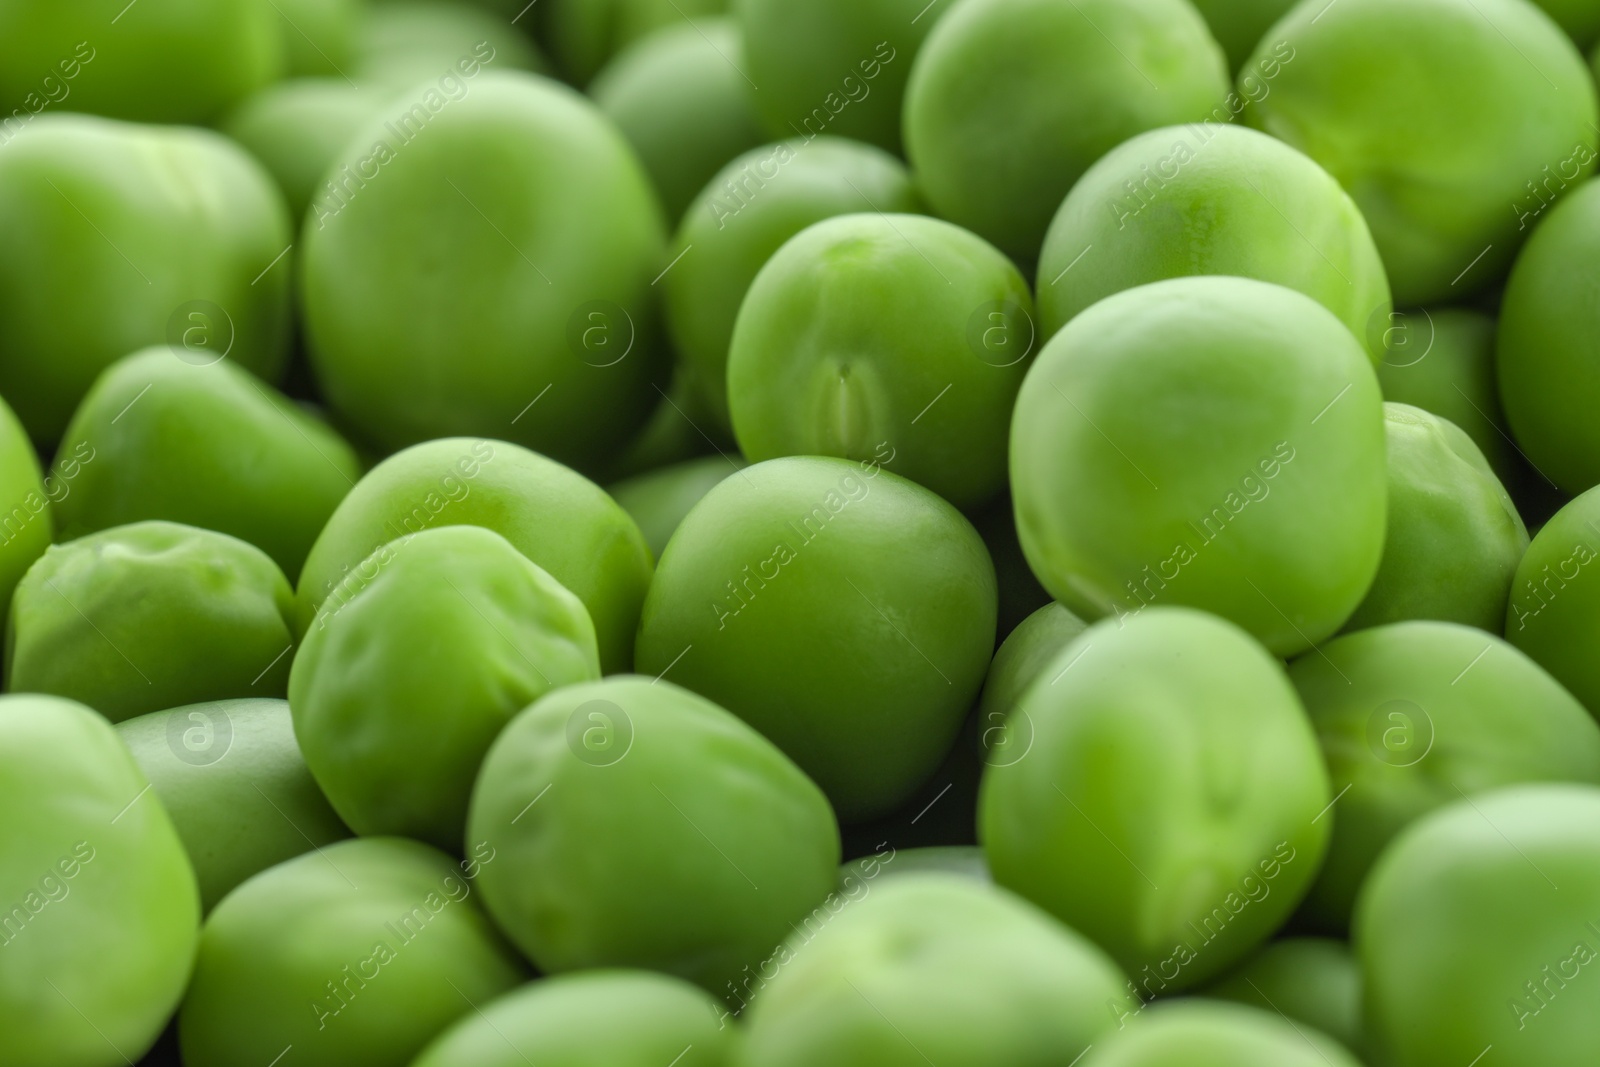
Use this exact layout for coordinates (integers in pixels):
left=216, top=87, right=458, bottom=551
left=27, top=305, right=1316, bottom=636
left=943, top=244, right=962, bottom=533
left=838, top=845, right=989, bottom=893
left=292, top=525, right=600, bottom=850
left=351, top=1, right=545, bottom=86
left=54, top=348, right=360, bottom=581
left=0, top=694, right=199, bottom=1067
left=1035, top=124, right=1390, bottom=362
left=1341, top=404, right=1527, bottom=633
left=974, top=601, right=1087, bottom=766
left=412, top=970, right=740, bottom=1066
left=1189, top=0, right=1297, bottom=73
left=664, top=137, right=920, bottom=434
left=740, top=874, right=1129, bottom=1066
left=609, top=454, right=746, bottom=559
left=1292, top=621, right=1600, bottom=929
left=735, top=0, right=937, bottom=155
left=634, top=456, right=996, bottom=820
left=466, top=676, right=839, bottom=993
left=1498, top=178, right=1600, bottom=496
left=224, top=79, right=398, bottom=222
left=115, top=698, right=350, bottom=912
left=1376, top=307, right=1519, bottom=485
left=0, top=1, right=279, bottom=125
left=903, top=0, right=1229, bottom=264
left=1080, top=1000, right=1361, bottom=1067
left=1242, top=0, right=1598, bottom=306
left=591, top=19, right=765, bottom=224
left=272, top=0, right=362, bottom=77
left=728, top=213, right=1035, bottom=510
left=0, top=114, right=292, bottom=443
left=0, top=391, right=51, bottom=621
left=296, top=437, right=651, bottom=672
left=1356, top=784, right=1600, bottom=1066
left=1010, top=276, right=1386, bottom=658
left=1203, top=938, right=1364, bottom=1057
left=300, top=72, right=665, bottom=473
left=539, top=0, right=726, bottom=85
left=7, top=521, right=296, bottom=721
left=980, top=607, right=1330, bottom=991
left=1505, top=485, right=1600, bottom=713
left=178, top=837, right=526, bottom=1067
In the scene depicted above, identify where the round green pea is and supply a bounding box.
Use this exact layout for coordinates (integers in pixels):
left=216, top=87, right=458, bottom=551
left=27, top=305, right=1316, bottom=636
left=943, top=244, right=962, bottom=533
left=1010, top=276, right=1387, bottom=658
left=224, top=79, right=398, bottom=221
left=838, top=845, right=990, bottom=891
left=54, top=347, right=360, bottom=581
left=633, top=456, right=997, bottom=820
left=0, top=391, right=51, bottom=621
left=1341, top=404, right=1527, bottom=634
left=538, top=0, right=726, bottom=85
left=0, top=0, right=279, bottom=125
left=412, top=970, right=740, bottom=1067
left=735, top=0, right=937, bottom=155
left=0, top=694, right=199, bottom=1067
left=980, top=607, right=1330, bottom=991
left=1498, top=178, right=1600, bottom=495
left=609, top=454, right=745, bottom=559
left=664, top=136, right=920, bottom=433
left=0, top=114, right=292, bottom=442
left=1242, top=0, right=1599, bottom=305
left=1505, top=485, right=1600, bottom=713
left=1291, top=621, right=1600, bottom=928
left=591, top=18, right=765, bottom=223
left=1080, top=1000, right=1361, bottom=1067
left=178, top=837, right=525, bottom=1067
left=1356, top=784, right=1600, bottom=1066
left=740, top=874, right=1129, bottom=1067
left=466, top=676, right=839, bottom=993
left=292, top=525, right=600, bottom=850
left=903, top=0, right=1229, bottom=263
left=297, top=437, right=651, bottom=672
left=728, top=213, right=1035, bottom=510
left=1189, top=0, right=1297, bottom=72
left=1377, top=307, right=1519, bottom=485
left=973, top=602, right=1088, bottom=767
left=7, top=521, right=296, bottom=721
left=1203, top=938, right=1364, bottom=1057
left=272, top=0, right=362, bottom=77
left=115, top=698, right=350, bottom=912
left=1036, top=123, right=1390, bottom=361
left=300, top=72, right=665, bottom=472
left=352, top=2, right=544, bottom=86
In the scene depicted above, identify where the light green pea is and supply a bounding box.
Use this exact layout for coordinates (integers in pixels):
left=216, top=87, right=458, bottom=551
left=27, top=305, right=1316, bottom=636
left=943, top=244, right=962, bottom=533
left=740, top=875, right=1129, bottom=1067
left=292, top=525, right=600, bottom=851
left=664, top=137, right=920, bottom=434
left=0, top=694, right=199, bottom=1067
left=1243, top=0, right=1599, bottom=305
left=1202, top=938, right=1365, bottom=1058
left=115, top=698, right=350, bottom=912
left=1010, top=276, right=1386, bottom=658
left=178, top=837, right=526, bottom=1067
left=980, top=608, right=1330, bottom=992
left=1036, top=123, right=1390, bottom=362
left=54, top=347, right=361, bottom=581
left=466, top=676, right=839, bottom=993
left=903, top=0, right=1229, bottom=264
left=1357, top=784, right=1600, bottom=1067
left=1505, top=485, right=1600, bottom=714
left=0, top=114, right=292, bottom=443
left=591, top=18, right=765, bottom=224
left=1341, top=404, right=1527, bottom=633
left=296, top=437, right=651, bottom=673
left=633, top=456, right=996, bottom=821
left=838, top=846, right=990, bottom=894
left=412, top=970, right=740, bottom=1066
left=728, top=213, right=1035, bottom=510
left=7, top=521, right=296, bottom=721
left=1079, top=1001, right=1361, bottom=1067
left=973, top=601, right=1087, bottom=768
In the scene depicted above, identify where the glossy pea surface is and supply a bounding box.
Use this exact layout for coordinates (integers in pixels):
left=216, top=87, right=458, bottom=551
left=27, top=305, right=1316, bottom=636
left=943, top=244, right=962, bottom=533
left=1505, top=485, right=1600, bottom=714
left=1080, top=1001, right=1361, bottom=1067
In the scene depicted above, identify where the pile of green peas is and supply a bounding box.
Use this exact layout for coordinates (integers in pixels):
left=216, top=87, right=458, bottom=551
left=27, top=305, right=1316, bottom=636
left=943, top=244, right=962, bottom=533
left=7, top=0, right=1600, bottom=1062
